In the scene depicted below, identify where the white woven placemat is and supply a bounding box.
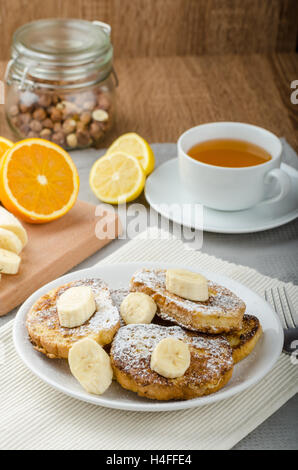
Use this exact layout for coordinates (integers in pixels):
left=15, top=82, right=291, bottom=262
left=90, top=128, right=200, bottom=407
left=1, top=228, right=297, bottom=450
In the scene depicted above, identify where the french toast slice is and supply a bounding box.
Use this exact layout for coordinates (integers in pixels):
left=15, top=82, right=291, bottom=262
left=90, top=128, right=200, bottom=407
left=111, top=324, right=233, bottom=400
left=130, top=268, right=245, bottom=334
left=27, top=278, right=121, bottom=359
left=224, top=314, right=262, bottom=363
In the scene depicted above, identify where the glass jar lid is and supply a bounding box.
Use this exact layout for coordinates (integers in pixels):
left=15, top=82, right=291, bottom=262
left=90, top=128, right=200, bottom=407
left=7, top=19, right=113, bottom=89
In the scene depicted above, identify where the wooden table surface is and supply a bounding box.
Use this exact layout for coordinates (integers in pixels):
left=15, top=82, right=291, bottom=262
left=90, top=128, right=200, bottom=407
left=1, top=53, right=298, bottom=151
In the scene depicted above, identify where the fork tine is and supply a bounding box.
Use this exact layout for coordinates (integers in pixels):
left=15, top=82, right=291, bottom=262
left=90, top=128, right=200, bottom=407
left=283, top=287, right=297, bottom=327
left=265, top=290, right=268, bottom=302
left=277, top=288, right=290, bottom=329
left=270, top=288, right=288, bottom=329
left=270, top=288, right=278, bottom=313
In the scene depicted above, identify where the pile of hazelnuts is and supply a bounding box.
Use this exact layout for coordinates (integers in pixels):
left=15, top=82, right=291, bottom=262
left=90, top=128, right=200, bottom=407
left=7, top=86, right=113, bottom=149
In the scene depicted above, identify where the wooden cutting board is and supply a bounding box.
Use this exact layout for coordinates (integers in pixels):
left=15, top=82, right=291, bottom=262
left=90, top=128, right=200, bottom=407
left=0, top=200, right=121, bottom=316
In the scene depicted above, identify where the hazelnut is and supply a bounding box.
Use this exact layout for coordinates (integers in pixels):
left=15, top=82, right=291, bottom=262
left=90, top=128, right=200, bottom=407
left=97, top=94, right=110, bottom=110
left=33, top=107, right=47, bottom=121
left=19, top=91, right=36, bottom=113
left=76, top=121, right=86, bottom=133
left=19, top=112, right=31, bottom=125
left=38, top=94, right=52, bottom=108
left=52, top=95, right=59, bottom=105
left=66, top=133, right=78, bottom=148
left=76, top=129, right=90, bottom=147
left=89, top=122, right=103, bottom=140
left=19, top=123, right=30, bottom=135
left=56, top=102, right=64, bottom=111
left=53, top=122, right=62, bottom=132
left=27, top=131, right=39, bottom=138
left=52, top=132, right=65, bottom=146
left=29, top=120, right=43, bottom=133
left=47, top=106, right=56, bottom=115
left=42, top=118, right=54, bottom=129
left=40, top=128, right=52, bottom=139
left=9, top=105, right=19, bottom=117
left=92, top=109, right=109, bottom=122
left=19, top=103, right=34, bottom=114
left=62, top=119, right=77, bottom=134
left=62, top=101, right=80, bottom=114
left=50, top=108, right=63, bottom=122
left=80, top=111, right=92, bottom=125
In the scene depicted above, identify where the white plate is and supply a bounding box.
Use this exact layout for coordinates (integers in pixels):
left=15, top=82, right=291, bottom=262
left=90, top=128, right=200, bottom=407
left=145, top=159, right=298, bottom=234
left=13, top=262, right=283, bottom=412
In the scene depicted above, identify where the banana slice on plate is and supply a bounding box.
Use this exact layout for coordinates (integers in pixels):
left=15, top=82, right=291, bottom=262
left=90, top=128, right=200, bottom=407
left=0, top=248, right=21, bottom=274
left=57, top=286, right=96, bottom=328
left=0, top=227, right=23, bottom=254
left=120, top=292, right=157, bottom=324
left=68, top=338, right=113, bottom=395
left=0, top=207, right=28, bottom=248
left=166, top=269, right=209, bottom=301
left=151, top=337, right=191, bottom=379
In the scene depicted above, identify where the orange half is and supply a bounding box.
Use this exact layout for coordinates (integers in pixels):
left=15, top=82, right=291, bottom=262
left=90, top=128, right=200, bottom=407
left=0, top=138, right=80, bottom=223
left=0, top=136, right=14, bottom=163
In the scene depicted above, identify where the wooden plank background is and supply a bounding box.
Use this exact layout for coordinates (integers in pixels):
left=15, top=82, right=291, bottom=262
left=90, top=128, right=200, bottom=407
left=1, top=54, right=298, bottom=151
left=0, top=1, right=297, bottom=151
left=0, top=0, right=297, bottom=60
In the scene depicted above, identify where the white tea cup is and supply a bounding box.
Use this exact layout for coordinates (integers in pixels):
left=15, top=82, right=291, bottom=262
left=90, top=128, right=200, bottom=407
left=178, top=122, right=291, bottom=211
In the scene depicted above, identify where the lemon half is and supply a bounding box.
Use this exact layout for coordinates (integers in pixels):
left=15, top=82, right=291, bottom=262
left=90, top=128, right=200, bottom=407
left=89, top=151, right=145, bottom=204
left=106, top=133, right=155, bottom=175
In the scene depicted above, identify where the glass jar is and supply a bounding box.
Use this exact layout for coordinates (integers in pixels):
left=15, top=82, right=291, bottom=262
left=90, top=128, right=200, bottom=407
left=5, top=19, right=117, bottom=150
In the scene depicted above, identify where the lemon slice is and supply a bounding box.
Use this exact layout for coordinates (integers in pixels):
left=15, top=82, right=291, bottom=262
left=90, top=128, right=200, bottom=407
left=89, top=151, right=145, bottom=204
left=106, top=133, right=155, bottom=175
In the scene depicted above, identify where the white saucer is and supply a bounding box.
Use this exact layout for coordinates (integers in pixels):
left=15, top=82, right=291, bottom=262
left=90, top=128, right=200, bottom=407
left=145, top=159, right=298, bottom=233
left=13, top=262, right=283, bottom=412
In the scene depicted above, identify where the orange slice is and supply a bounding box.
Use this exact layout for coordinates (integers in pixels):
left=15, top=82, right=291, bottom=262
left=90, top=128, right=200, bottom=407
left=0, top=138, right=80, bottom=224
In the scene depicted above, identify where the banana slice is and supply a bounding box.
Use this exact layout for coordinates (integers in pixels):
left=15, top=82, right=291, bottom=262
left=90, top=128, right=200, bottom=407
left=0, top=248, right=21, bottom=274
left=150, top=337, right=191, bottom=379
left=0, top=227, right=23, bottom=254
left=166, top=269, right=209, bottom=301
left=68, top=338, right=113, bottom=395
left=57, top=286, right=96, bottom=328
left=0, top=207, right=28, bottom=248
left=120, top=292, right=157, bottom=324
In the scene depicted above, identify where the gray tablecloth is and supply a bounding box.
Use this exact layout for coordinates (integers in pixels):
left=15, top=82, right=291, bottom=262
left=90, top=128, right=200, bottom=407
left=1, top=140, right=297, bottom=450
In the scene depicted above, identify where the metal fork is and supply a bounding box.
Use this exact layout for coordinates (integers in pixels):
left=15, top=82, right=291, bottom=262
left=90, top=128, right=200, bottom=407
left=265, top=287, right=298, bottom=355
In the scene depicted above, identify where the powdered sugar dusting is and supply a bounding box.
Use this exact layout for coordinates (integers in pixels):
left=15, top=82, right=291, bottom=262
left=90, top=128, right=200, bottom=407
left=131, top=269, right=245, bottom=316
left=110, top=288, right=129, bottom=310
left=110, top=288, right=130, bottom=327
left=111, top=324, right=233, bottom=386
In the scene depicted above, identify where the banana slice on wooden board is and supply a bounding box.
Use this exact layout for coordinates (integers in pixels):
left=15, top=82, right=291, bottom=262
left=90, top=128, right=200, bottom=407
left=0, top=227, right=23, bottom=254
left=0, top=248, right=21, bottom=274
left=0, top=207, right=28, bottom=248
